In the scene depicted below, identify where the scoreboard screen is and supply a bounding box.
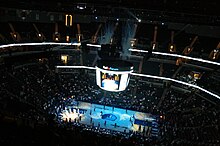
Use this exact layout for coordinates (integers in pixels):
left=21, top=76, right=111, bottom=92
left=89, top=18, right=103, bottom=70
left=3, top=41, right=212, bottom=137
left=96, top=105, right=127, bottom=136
left=101, top=72, right=120, bottom=90
left=96, top=59, right=133, bottom=92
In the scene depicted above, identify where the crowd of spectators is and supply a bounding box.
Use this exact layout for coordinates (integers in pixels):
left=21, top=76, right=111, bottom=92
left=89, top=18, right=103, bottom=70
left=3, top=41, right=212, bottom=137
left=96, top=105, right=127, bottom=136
left=0, top=56, right=163, bottom=145
left=161, top=94, right=220, bottom=145
left=0, top=19, right=219, bottom=146
left=0, top=50, right=219, bottom=145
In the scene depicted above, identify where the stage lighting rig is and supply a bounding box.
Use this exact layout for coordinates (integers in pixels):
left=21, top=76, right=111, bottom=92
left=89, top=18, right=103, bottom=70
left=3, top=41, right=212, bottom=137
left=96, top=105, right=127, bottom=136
left=76, top=3, right=87, bottom=10
left=98, top=44, right=122, bottom=59
left=209, top=42, right=220, bottom=60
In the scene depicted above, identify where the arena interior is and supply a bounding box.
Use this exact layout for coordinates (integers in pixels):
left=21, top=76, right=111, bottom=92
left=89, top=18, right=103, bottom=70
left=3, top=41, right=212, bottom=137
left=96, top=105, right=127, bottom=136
left=0, top=0, right=220, bottom=146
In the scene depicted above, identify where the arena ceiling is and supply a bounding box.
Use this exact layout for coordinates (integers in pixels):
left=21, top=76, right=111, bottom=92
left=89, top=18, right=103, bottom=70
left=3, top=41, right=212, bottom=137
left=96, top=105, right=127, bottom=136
left=2, top=0, right=220, bottom=15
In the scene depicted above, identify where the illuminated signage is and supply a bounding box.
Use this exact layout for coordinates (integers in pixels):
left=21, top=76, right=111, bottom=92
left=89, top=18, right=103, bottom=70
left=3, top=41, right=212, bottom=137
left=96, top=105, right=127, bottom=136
left=103, top=66, right=119, bottom=71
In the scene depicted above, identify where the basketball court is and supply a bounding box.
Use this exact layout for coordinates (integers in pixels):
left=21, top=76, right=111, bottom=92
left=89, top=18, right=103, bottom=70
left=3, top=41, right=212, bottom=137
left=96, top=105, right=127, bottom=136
left=58, top=101, right=159, bottom=138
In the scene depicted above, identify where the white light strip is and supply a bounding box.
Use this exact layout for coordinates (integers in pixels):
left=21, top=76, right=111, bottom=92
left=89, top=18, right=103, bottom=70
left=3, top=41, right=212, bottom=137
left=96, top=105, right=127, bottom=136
left=56, top=65, right=133, bottom=74
left=56, top=65, right=96, bottom=70
left=129, top=48, right=220, bottom=66
left=56, top=65, right=220, bottom=99
left=130, top=72, right=220, bottom=100
left=86, top=44, right=101, bottom=47
left=0, top=42, right=81, bottom=49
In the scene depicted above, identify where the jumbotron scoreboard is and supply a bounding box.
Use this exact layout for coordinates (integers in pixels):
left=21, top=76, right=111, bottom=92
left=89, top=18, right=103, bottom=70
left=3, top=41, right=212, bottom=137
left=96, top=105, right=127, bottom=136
left=96, top=59, right=133, bottom=92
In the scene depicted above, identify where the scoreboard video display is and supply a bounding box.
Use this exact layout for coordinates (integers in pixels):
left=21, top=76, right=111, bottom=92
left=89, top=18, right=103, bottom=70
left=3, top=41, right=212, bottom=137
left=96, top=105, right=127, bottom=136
left=96, top=59, right=133, bottom=92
